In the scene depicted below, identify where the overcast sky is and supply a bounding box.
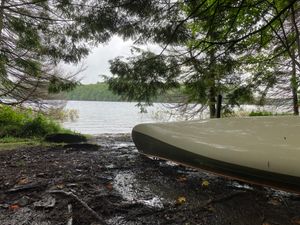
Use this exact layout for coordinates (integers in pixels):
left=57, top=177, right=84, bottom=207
left=63, top=36, right=162, bottom=84
left=63, top=36, right=134, bottom=84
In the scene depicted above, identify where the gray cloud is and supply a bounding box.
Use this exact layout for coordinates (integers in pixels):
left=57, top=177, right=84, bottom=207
left=63, top=36, right=162, bottom=84
left=63, top=36, right=133, bottom=84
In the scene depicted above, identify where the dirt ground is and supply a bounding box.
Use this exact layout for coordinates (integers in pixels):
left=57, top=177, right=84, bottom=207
left=1, top=134, right=300, bottom=225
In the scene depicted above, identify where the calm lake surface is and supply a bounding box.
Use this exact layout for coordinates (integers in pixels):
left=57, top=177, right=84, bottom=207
left=62, top=101, right=165, bottom=134
left=62, top=100, right=280, bottom=134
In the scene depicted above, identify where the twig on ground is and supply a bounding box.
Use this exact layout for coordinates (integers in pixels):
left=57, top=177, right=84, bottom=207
left=48, top=190, right=107, bottom=225
left=6, top=182, right=47, bottom=193
left=67, top=204, right=73, bottom=225
left=202, top=191, right=246, bottom=207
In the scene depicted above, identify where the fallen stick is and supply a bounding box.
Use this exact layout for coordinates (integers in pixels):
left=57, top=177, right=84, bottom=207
left=205, top=191, right=245, bottom=205
left=48, top=190, right=107, bottom=225
left=67, top=204, right=73, bottom=225
left=6, top=182, right=47, bottom=193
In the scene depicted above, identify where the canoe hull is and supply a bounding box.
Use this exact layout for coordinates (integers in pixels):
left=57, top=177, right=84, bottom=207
left=132, top=124, right=300, bottom=193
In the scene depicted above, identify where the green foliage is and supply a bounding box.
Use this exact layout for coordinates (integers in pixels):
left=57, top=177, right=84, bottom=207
left=226, top=86, right=255, bottom=107
left=107, top=52, right=181, bottom=106
left=249, top=111, right=273, bottom=117
left=248, top=111, right=292, bottom=117
left=20, top=116, right=61, bottom=137
left=0, top=106, right=67, bottom=138
left=0, top=0, right=164, bottom=106
left=48, top=77, right=78, bottom=94
left=2, top=0, right=298, bottom=117
left=105, top=0, right=300, bottom=117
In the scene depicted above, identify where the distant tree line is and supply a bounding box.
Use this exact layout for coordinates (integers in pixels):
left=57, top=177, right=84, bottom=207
left=63, top=82, right=183, bottom=103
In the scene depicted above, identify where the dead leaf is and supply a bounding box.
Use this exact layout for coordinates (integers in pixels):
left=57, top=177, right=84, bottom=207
left=262, top=222, right=271, bottom=225
left=176, top=196, right=186, bottom=205
left=206, top=204, right=215, bottom=212
left=201, top=180, right=210, bottom=187
left=18, top=177, right=29, bottom=185
left=105, top=182, right=113, bottom=191
left=9, top=204, right=20, bottom=211
left=56, top=184, right=64, bottom=189
left=291, top=216, right=300, bottom=224
left=176, top=175, right=187, bottom=182
left=268, top=198, right=281, bottom=206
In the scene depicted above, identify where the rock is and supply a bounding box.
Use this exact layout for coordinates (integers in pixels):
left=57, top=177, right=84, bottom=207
left=0, top=203, right=9, bottom=209
left=33, top=196, right=56, bottom=208
left=16, top=196, right=31, bottom=207
left=44, top=133, right=87, bottom=143
left=36, top=173, right=46, bottom=178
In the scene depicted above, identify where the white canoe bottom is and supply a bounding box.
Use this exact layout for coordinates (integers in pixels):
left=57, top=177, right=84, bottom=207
left=132, top=129, right=300, bottom=193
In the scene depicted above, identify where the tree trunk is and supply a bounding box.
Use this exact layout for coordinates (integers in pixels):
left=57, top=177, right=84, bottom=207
left=0, top=0, right=5, bottom=40
left=290, top=5, right=300, bottom=115
left=208, top=43, right=217, bottom=119
left=291, top=48, right=299, bottom=115
left=216, top=94, right=222, bottom=118
left=209, top=86, right=216, bottom=118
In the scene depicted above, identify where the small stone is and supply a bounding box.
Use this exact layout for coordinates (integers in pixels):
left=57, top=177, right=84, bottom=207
left=268, top=198, right=281, bottom=206
left=0, top=203, right=9, bottom=209
left=36, top=173, right=46, bottom=178
left=16, top=196, right=30, bottom=207
left=34, top=196, right=56, bottom=208
left=66, top=183, right=78, bottom=187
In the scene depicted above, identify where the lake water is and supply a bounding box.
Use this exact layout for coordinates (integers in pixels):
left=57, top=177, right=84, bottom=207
left=62, top=101, right=166, bottom=134
left=62, top=100, right=281, bottom=134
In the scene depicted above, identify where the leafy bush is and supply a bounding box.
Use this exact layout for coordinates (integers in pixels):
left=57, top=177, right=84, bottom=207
left=0, top=105, right=67, bottom=138
left=20, top=115, right=62, bottom=137
left=249, top=111, right=273, bottom=117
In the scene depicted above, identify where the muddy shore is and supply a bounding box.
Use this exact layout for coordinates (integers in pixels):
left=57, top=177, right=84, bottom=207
left=1, top=134, right=300, bottom=225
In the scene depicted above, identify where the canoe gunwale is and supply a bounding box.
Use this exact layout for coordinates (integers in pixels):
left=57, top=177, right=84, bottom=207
left=132, top=130, right=300, bottom=193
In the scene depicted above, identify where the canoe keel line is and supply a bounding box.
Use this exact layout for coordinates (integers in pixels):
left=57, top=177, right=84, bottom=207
left=132, top=129, right=300, bottom=193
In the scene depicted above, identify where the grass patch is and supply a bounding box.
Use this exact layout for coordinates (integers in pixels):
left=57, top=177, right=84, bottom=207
left=0, top=137, right=41, bottom=151
left=0, top=136, right=65, bottom=151
left=0, top=105, right=76, bottom=150
left=0, top=136, right=38, bottom=144
left=249, top=110, right=293, bottom=117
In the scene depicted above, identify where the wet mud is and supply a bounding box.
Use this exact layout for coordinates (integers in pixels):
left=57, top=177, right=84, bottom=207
left=0, top=134, right=300, bottom=225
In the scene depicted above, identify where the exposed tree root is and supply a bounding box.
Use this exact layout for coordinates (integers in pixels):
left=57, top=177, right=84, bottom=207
left=48, top=190, right=107, bottom=225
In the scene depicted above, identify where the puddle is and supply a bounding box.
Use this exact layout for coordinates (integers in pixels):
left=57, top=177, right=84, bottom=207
left=269, top=189, right=295, bottom=198
left=228, top=181, right=254, bottom=190
left=113, top=172, right=164, bottom=208
left=106, top=216, right=126, bottom=225
left=161, top=160, right=178, bottom=167
left=114, top=141, right=135, bottom=148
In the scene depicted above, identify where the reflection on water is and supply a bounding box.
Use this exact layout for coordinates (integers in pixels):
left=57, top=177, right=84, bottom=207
left=62, top=101, right=165, bottom=134
left=113, top=172, right=164, bottom=208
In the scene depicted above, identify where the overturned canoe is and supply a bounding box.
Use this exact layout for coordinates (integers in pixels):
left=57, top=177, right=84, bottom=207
left=132, top=116, right=300, bottom=193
